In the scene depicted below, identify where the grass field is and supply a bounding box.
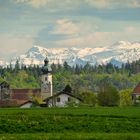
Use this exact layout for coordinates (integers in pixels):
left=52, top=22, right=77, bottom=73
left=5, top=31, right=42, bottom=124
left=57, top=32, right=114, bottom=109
left=0, top=107, right=140, bottom=139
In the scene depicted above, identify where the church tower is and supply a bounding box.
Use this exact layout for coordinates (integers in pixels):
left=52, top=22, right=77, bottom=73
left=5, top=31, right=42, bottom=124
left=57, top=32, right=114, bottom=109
left=41, top=57, right=52, bottom=100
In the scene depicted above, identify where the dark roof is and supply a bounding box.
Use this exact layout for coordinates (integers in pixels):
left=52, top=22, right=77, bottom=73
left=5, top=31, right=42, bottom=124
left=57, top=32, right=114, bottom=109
left=44, top=91, right=82, bottom=101
left=132, top=82, right=140, bottom=94
left=11, top=89, right=41, bottom=100
left=0, top=81, right=9, bottom=87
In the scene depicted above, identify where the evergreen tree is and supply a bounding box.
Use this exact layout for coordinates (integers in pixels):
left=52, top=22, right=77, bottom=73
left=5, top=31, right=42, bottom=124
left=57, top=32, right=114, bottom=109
left=75, top=64, right=81, bottom=74
left=14, top=60, right=20, bottom=72
left=63, top=61, right=71, bottom=71
left=63, top=84, right=72, bottom=93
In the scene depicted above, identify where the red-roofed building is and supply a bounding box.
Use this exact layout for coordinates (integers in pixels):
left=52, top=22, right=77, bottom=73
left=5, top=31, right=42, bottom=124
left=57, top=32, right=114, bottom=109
left=132, top=82, right=140, bottom=104
left=0, top=83, right=41, bottom=107
left=11, top=89, right=41, bottom=100
left=0, top=99, right=33, bottom=108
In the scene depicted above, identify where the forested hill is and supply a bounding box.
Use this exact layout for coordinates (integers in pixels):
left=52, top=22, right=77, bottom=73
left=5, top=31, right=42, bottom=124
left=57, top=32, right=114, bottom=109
left=1, top=59, right=140, bottom=93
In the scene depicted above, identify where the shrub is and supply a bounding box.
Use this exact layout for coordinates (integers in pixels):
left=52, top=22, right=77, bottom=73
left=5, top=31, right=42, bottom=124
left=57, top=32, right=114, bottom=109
left=97, top=83, right=119, bottom=106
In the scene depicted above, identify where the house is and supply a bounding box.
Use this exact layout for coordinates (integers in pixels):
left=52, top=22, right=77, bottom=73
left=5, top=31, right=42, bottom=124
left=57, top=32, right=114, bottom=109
left=132, top=82, right=140, bottom=104
left=44, top=91, right=81, bottom=107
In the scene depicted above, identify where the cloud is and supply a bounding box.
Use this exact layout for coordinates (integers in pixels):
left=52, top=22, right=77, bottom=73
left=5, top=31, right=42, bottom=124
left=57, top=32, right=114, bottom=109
left=85, top=0, right=112, bottom=8
left=35, top=18, right=100, bottom=47
left=128, top=0, right=140, bottom=8
left=48, top=19, right=109, bottom=47
left=52, top=23, right=140, bottom=48
left=50, top=19, right=112, bottom=47
left=51, top=19, right=80, bottom=35
left=85, top=0, right=140, bottom=9
left=54, top=32, right=112, bottom=47
left=50, top=19, right=98, bottom=36
left=124, top=26, right=137, bottom=32
left=0, top=34, right=33, bottom=60
left=14, top=0, right=49, bottom=8
left=13, top=0, right=76, bottom=8
left=12, top=0, right=140, bottom=10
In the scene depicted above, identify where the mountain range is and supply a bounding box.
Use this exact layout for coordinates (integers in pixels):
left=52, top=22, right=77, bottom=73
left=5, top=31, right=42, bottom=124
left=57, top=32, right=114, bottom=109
left=1, top=41, right=140, bottom=67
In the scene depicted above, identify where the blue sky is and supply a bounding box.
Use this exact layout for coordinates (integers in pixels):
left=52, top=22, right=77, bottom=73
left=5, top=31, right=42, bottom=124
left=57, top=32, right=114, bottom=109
left=0, top=0, right=140, bottom=60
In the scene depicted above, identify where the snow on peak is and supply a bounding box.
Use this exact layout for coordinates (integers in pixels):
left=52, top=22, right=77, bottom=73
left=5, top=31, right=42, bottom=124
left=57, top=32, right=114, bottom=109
left=0, top=58, right=8, bottom=67
left=9, top=41, right=140, bottom=67
left=117, top=41, right=131, bottom=46
left=28, top=45, right=45, bottom=52
left=111, top=41, right=131, bottom=48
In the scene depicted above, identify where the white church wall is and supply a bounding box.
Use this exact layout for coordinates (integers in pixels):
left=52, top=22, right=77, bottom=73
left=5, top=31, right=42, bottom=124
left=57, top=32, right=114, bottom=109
left=41, top=73, right=52, bottom=99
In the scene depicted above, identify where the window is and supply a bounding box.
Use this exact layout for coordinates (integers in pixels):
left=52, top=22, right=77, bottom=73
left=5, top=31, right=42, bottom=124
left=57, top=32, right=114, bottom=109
left=57, top=97, right=60, bottom=102
left=68, top=97, right=71, bottom=102
left=45, top=77, right=48, bottom=81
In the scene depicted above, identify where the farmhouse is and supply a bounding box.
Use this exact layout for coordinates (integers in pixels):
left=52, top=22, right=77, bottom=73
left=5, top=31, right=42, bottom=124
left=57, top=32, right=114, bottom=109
left=0, top=57, right=81, bottom=107
left=44, top=91, right=81, bottom=107
left=132, top=82, right=140, bottom=104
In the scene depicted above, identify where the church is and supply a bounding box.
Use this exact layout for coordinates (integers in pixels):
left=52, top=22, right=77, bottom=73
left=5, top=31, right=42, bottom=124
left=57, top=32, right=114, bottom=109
left=40, top=57, right=81, bottom=107
left=0, top=57, right=81, bottom=108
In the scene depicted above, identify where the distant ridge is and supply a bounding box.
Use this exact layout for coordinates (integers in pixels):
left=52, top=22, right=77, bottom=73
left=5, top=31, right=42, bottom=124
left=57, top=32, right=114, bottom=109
left=1, top=41, right=140, bottom=67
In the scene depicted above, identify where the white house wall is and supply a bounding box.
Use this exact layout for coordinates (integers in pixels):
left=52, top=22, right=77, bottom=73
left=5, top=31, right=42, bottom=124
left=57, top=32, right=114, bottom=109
left=48, top=93, right=80, bottom=107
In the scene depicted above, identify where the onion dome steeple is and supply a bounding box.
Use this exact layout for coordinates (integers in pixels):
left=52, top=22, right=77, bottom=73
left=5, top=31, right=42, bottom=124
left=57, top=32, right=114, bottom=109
left=42, top=56, right=52, bottom=74
left=44, top=57, right=49, bottom=66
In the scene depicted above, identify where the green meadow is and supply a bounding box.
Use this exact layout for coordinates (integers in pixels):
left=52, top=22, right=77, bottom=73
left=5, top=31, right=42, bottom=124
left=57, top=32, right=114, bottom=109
left=0, top=107, right=140, bottom=139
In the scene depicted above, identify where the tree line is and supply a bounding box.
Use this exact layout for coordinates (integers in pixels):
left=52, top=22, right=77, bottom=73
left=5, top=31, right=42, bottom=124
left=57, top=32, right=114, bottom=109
left=1, top=59, right=140, bottom=106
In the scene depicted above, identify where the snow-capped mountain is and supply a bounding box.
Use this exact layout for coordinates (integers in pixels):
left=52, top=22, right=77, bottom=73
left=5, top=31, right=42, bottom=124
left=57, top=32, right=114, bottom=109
left=0, top=58, right=8, bottom=67
left=10, top=41, right=140, bottom=67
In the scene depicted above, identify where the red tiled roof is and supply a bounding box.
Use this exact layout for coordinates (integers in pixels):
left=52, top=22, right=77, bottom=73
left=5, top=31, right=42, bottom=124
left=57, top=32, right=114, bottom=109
left=15, top=100, right=30, bottom=106
left=133, top=83, right=140, bottom=94
left=11, top=89, right=41, bottom=100
left=11, top=89, right=41, bottom=94
left=0, top=99, right=30, bottom=107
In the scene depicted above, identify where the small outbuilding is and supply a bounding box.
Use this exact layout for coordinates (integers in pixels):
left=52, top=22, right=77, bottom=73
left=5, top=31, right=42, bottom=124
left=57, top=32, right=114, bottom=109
left=132, top=82, right=140, bottom=104
left=0, top=99, right=33, bottom=108
left=19, top=100, right=33, bottom=108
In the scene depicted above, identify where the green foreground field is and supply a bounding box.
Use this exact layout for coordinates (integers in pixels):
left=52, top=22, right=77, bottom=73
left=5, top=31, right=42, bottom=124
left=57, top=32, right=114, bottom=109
left=0, top=107, right=140, bottom=139
left=0, top=133, right=140, bottom=140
